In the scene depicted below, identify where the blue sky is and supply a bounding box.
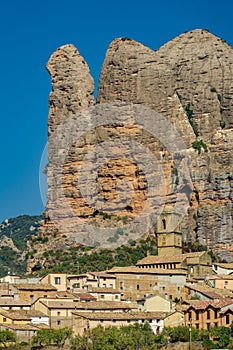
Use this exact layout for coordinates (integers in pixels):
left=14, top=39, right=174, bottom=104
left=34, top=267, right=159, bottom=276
left=0, top=0, right=232, bottom=221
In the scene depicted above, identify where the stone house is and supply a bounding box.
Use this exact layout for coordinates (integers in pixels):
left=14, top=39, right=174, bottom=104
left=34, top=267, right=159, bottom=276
left=184, top=283, right=233, bottom=301
left=0, top=298, right=31, bottom=311
left=33, top=297, right=137, bottom=329
left=108, top=266, right=187, bottom=301
left=11, top=283, right=57, bottom=302
left=184, top=298, right=233, bottom=329
left=72, top=310, right=184, bottom=335
left=82, top=286, right=121, bottom=302
left=138, top=295, right=174, bottom=312
left=67, top=272, right=116, bottom=290
left=0, top=323, right=39, bottom=342
left=41, top=273, right=68, bottom=292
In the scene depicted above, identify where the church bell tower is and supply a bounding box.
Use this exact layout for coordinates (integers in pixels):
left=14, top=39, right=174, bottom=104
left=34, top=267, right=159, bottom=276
left=157, top=206, right=182, bottom=256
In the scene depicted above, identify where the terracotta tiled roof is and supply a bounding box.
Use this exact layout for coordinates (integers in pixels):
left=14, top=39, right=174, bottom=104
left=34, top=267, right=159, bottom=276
left=109, top=266, right=187, bottom=275
left=185, top=283, right=233, bottom=298
left=0, top=323, right=39, bottom=331
left=39, top=300, right=137, bottom=310
left=13, top=283, right=57, bottom=291
left=0, top=308, right=30, bottom=320
left=73, top=311, right=172, bottom=320
left=73, top=292, right=96, bottom=301
left=185, top=298, right=233, bottom=310
left=0, top=298, right=31, bottom=306
left=137, top=252, right=206, bottom=266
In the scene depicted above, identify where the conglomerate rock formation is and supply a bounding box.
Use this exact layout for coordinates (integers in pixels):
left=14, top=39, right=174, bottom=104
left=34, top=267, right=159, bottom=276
left=28, top=29, right=233, bottom=271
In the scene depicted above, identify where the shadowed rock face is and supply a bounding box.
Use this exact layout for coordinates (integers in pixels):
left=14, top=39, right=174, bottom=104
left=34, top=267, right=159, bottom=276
left=29, top=29, right=233, bottom=272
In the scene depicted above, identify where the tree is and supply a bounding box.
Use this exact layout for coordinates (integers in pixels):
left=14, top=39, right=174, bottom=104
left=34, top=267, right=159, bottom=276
left=0, top=329, right=16, bottom=348
left=53, top=328, right=72, bottom=348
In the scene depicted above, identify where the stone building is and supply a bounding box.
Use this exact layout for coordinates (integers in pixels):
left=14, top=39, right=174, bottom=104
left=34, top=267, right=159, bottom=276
left=136, top=251, right=212, bottom=278
left=157, top=207, right=183, bottom=256
left=184, top=298, right=233, bottom=329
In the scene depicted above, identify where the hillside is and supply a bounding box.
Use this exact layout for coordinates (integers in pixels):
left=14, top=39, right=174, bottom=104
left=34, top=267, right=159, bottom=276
left=0, top=215, right=43, bottom=276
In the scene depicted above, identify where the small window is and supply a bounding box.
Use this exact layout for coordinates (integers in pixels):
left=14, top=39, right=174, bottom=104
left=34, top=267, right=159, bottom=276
left=226, top=314, right=230, bottom=325
left=162, top=219, right=166, bottom=230
left=207, top=310, right=210, bottom=320
left=57, top=320, right=61, bottom=325
left=115, top=295, right=119, bottom=299
left=54, top=277, right=61, bottom=285
left=196, top=311, right=199, bottom=321
left=137, top=284, right=140, bottom=291
left=3, top=317, right=6, bottom=322
left=57, top=311, right=60, bottom=316
left=100, top=294, right=105, bottom=299
left=196, top=323, right=199, bottom=329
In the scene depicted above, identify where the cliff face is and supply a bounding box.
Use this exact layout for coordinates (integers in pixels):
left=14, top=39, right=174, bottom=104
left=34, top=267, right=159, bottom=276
left=29, top=29, right=233, bottom=271
left=97, top=30, right=233, bottom=259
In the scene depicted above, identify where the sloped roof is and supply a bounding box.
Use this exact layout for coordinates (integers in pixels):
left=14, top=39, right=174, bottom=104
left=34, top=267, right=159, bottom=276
left=0, top=308, right=30, bottom=320
left=185, top=283, right=233, bottom=298
left=39, top=300, right=137, bottom=310
left=137, top=252, right=206, bottom=266
left=108, top=266, right=187, bottom=275
left=0, top=298, right=31, bottom=306
left=73, top=311, right=171, bottom=320
left=13, top=283, right=57, bottom=291
left=185, top=298, right=233, bottom=311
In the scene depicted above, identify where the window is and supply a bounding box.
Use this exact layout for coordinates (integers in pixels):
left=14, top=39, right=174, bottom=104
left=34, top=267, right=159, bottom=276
left=57, top=320, right=61, bottom=325
left=54, top=277, right=61, bottom=285
left=207, top=310, right=210, bottom=320
left=196, top=324, right=199, bottom=329
left=196, top=311, right=199, bottom=321
left=100, top=294, right=105, bottom=299
left=137, top=284, right=140, bottom=291
left=188, top=312, right=192, bottom=321
left=226, top=314, right=230, bottom=325
left=115, top=295, right=119, bottom=299
left=214, top=310, right=218, bottom=319
left=207, top=323, right=210, bottom=331
left=3, top=317, right=6, bottom=322
left=120, top=282, right=124, bottom=290
left=57, top=311, right=60, bottom=316
left=214, top=322, right=218, bottom=327
left=162, top=219, right=166, bottom=230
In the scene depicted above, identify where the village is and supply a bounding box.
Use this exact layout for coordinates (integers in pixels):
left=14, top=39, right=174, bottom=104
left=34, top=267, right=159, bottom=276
left=0, top=208, right=233, bottom=344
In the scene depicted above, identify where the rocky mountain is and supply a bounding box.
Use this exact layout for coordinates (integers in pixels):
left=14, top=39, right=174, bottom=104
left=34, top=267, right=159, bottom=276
left=28, top=29, right=233, bottom=271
